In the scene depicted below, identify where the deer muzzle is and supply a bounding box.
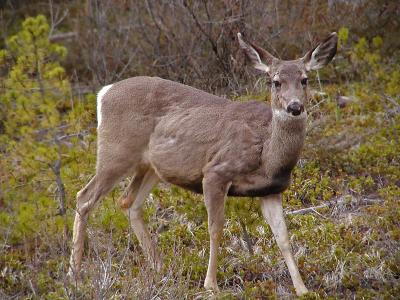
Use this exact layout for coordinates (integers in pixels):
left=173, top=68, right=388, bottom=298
left=287, top=101, right=304, bottom=116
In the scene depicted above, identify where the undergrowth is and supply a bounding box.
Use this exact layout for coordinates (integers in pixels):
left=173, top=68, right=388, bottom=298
left=0, top=17, right=399, bottom=299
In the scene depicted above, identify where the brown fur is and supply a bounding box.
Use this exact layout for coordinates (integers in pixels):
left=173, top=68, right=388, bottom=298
left=97, top=75, right=305, bottom=198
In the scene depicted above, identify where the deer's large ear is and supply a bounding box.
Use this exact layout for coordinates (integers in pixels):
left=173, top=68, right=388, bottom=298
left=302, top=32, right=338, bottom=71
left=238, top=33, right=276, bottom=73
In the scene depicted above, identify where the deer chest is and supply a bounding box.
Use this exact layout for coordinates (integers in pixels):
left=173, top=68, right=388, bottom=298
left=227, top=169, right=292, bottom=197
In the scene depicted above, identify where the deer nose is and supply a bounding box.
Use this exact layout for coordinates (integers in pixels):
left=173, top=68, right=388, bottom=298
left=287, top=101, right=304, bottom=116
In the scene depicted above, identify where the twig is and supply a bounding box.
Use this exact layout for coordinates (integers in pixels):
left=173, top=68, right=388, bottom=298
left=48, top=0, right=69, bottom=37
left=310, top=207, right=328, bottom=219
left=287, top=202, right=331, bottom=215
left=56, top=132, right=86, bottom=142
left=316, top=70, right=323, bottom=92
left=309, top=96, right=329, bottom=112
left=49, top=135, right=67, bottom=215
left=286, top=195, right=383, bottom=215
left=383, top=94, right=400, bottom=109
left=50, top=159, right=66, bottom=215
left=239, top=219, right=254, bottom=255
left=49, top=31, right=77, bottom=42
left=29, top=279, right=37, bottom=297
left=49, top=24, right=137, bottom=42
left=182, top=0, right=228, bottom=72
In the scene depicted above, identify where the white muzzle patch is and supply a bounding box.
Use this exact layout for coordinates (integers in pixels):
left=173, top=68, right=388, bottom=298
left=273, top=108, right=307, bottom=120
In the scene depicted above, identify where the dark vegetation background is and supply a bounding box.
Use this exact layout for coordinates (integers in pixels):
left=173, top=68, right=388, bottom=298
left=0, top=0, right=399, bottom=299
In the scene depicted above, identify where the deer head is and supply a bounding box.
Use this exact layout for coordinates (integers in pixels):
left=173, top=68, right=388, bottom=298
left=238, top=32, right=338, bottom=117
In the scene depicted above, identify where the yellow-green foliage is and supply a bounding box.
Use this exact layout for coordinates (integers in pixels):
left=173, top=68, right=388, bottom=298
left=0, top=19, right=399, bottom=299
left=2, top=15, right=69, bottom=137
left=0, top=15, right=95, bottom=242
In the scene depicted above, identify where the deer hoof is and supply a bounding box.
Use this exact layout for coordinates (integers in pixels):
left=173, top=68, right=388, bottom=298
left=295, top=286, right=309, bottom=296
left=204, top=278, right=220, bottom=292
left=152, top=257, right=163, bottom=272
left=67, top=268, right=82, bottom=284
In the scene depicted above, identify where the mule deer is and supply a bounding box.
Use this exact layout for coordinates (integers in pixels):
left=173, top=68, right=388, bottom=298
left=68, top=32, right=337, bottom=296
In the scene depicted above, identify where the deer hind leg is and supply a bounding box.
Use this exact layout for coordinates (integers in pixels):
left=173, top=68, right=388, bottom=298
left=119, top=168, right=161, bottom=270
left=261, top=194, right=308, bottom=296
left=68, top=169, right=127, bottom=280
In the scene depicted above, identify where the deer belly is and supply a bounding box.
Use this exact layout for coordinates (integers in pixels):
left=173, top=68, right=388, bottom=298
left=147, top=135, right=205, bottom=190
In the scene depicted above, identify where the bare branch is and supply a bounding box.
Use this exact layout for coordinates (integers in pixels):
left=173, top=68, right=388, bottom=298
left=285, top=195, right=383, bottom=216
left=48, top=0, right=69, bottom=37
left=383, top=94, right=400, bottom=108
left=49, top=31, right=77, bottom=42
left=239, top=219, right=254, bottom=255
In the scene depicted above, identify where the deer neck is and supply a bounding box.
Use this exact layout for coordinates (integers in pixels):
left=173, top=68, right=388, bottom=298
left=262, top=110, right=307, bottom=177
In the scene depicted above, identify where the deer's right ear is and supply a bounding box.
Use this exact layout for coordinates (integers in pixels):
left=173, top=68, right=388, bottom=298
left=238, top=33, right=275, bottom=73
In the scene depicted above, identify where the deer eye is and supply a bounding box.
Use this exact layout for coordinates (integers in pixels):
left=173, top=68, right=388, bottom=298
left=301, top=78, right=308, bottom=86
left=273, top=81, right=281, bottom=88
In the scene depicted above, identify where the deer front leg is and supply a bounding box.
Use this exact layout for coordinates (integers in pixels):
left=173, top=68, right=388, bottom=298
left=261, top=194, right=308, bottom=296
left=203, top=174, right=230, bottom=292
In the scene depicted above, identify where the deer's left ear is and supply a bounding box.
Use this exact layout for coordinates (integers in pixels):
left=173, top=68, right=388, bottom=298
left=302, top=32, right=338, bottom=71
